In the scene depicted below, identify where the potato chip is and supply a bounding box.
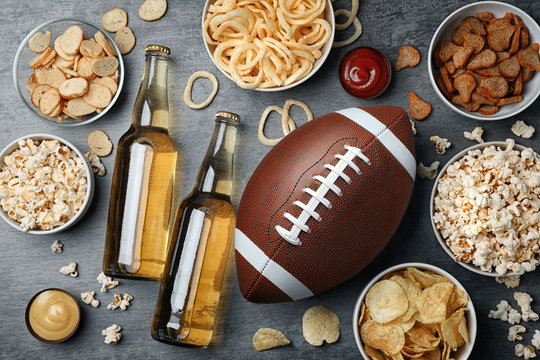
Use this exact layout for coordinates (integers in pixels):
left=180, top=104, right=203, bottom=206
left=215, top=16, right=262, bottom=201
left=366, top=280, right=409, bottom=324
left=416, top=282, right=455, bottom=324
left=361, top=320, right=405, bottom=355
left=405, top=267, right=451, bottom=289
left=390, top=275, right=422, bottom=323
left=252, top=328, right=291, bottom=351
left=423, top=346, right=442, bottom=360
left=364, top=344, right=386, bottom=360
left=392, top=316, right=416, bottom=333
left=407, top=325, right=440, bottom=349
left=302, top=305, right=340, bottom=346
left=447, top=286, right=469, bottom=315
left=440, top=309, right=467, bottom=351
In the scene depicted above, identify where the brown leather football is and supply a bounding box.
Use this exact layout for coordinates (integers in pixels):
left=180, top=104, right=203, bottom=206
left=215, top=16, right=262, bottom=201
left=235, top=106, right=416, bottom=303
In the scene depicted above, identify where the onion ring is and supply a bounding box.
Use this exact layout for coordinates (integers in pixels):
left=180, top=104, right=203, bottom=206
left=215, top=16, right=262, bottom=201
left=183, top=71, right=219, bottom=110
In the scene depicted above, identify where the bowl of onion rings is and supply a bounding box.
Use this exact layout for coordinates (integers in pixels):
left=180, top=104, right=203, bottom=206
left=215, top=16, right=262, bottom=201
left=202, top=0, right=335, bottom=91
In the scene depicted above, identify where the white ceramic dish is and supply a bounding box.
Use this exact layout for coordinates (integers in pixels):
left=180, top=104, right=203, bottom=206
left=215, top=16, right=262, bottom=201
left=0, top=134, right=95, bottom=235
left=430, top=141, right=528, bottom=276
left=201, top=0, right=335, bottom=92
left=13, top=18, right=125, bottom=126
left=353, top=262, right=477, bottom=360
left=428, top=1, right=540, bottom=120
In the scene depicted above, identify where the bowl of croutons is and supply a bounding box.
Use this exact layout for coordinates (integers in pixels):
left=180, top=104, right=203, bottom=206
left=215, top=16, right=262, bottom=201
left=13, top=18, right=124, bottom=126
left=428, top=1, right=540, bottom=120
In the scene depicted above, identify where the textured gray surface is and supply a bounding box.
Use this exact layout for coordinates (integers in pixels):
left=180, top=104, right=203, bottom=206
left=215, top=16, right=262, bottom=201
left=1, top=0, right=540, bottom=359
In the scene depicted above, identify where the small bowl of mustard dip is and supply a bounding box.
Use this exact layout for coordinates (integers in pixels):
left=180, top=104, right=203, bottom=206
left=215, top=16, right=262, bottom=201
left=25, top=288, right=80, bottom=343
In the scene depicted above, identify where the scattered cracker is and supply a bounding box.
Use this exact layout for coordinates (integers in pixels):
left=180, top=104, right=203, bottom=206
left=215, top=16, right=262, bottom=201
left=87, top=129, right=113, bottom=157
left=395, top=45, right=420, bottom=71
left=408, top=92, right=432, bottom=120
left=139, top=0, right=168, bottom=21
left=302, top=305, right=340, bottom=346
left=102, top=8, right=128, bottom=33
left=28, top=31, right=52, bottom=53
left=253, top=328, right=291, bottom=351
left=114, top=27, right=136, bottom=55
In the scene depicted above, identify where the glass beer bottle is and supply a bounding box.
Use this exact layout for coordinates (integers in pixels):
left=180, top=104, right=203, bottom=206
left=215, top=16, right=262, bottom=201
left=151, top=111, right=240, bottom=347
left=103, top=45, right=178, bottom=279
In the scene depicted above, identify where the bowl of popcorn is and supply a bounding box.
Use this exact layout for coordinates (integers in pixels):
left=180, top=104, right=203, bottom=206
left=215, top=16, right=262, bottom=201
left=13, top=18, right=124, bottom=126
left=353, top=263, right=477, bottom=360
left=431, top=139, right=540, bottom=277
left=0, top=134, right=94, bottom=234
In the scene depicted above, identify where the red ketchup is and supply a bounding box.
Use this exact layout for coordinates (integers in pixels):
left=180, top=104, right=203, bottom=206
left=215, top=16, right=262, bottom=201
left=339, top=47, right=392, bottom=99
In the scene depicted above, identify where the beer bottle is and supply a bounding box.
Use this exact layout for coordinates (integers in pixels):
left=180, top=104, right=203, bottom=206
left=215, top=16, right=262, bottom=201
left=103, top=45, right=178, bottom=279
left=151, top=111, right=240, bottom=347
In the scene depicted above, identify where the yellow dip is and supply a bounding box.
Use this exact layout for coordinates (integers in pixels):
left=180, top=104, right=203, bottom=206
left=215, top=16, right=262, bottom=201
left=28, top=289, right=80, bottom=341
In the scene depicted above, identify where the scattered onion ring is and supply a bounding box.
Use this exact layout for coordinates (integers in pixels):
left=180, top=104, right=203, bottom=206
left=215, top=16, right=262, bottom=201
left=183, top=71, right=219, bottom=109
left=335, top=0, right=359, bottom=30
left=332, top=9, right=363, bottom=48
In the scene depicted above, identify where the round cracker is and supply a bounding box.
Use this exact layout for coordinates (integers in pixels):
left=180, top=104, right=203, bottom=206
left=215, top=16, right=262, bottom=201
left=365, top=280, right=408, bottom=324
left=139, top=0, right=167, bottom=22
left=114, top=27, right=136, bottom=55
left=60, top=25, right=84, bottom=55
left=39, top=88, right=61, bottom=115
left=67, top=97, right=97, bottom=117
left=93, top=77, right=118, bottom=95
left=92, top=57, right=119, bottom=77
left=83, top=83, right=112, bottom=108
left=31, top=84, right=51, bottom=107
left=28, top=31, right=52, bottom=54
left=59, top=78, right=89, bottom=100
left=102, top=8, right=128, bottom=33
left=87, top=129, right=113, bottom=157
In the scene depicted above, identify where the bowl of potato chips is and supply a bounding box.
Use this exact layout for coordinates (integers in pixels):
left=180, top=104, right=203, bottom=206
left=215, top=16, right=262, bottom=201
left=202, top=0, right=335, bottom=91
left=353, top=263, right=477, bottom=360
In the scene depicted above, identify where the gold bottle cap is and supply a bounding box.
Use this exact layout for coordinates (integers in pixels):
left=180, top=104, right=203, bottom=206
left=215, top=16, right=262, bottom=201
left=216, top=111, right=241, bottom=122
left=145, top=45, right=171, bottom=54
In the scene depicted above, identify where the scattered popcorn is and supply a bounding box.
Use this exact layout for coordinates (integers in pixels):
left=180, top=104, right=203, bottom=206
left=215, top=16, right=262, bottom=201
left=429, top=135, right=451, bottom=155
left=464, top=127, right=484, bottom=143
left=97, top=272, right=119, bottom=293
left=410, top=119, right=417, bottom=135
left=102, top=324, right=122, bottom=344
left=496, top=276, right=520, bottom=288
left=514, top=292, right=539, bottom=322
left=80, top=291, right=100, bottom=308
left=512, top=120, right=535, bottom=139
left=516, top=343, right=537, bottom=359
left=0, top=139, right=88, bottom=231
left=509, top=308, right=523, bottom=325
left=59, top=262, right=78, bottom=277
left=489, top=300, right=513, bottom=321
left=433, top=139, right=540, bottom=275
left=532, top=330, right=540, bottom=350
left=85, top=152, right=106, bottom=176
left=417, top=161, right=440, bottom=180
left=107, top=293, right=133, bottom=311
left=50, top=240, right=63, bottom=253
left=509, top=325, right=527, bottom=341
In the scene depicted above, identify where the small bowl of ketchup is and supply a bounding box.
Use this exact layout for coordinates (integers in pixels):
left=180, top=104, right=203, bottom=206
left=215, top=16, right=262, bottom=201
left=339, top=46, right=392, bottom=99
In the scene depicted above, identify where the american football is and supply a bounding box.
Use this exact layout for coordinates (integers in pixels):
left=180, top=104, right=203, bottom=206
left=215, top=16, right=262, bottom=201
left=235, top=105, right=416, bottom=303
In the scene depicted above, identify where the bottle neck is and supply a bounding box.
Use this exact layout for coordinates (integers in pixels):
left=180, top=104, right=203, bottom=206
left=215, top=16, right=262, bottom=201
left=132, top=52, right=169, bottom=129
left=194, top=118, right=238, bottom=197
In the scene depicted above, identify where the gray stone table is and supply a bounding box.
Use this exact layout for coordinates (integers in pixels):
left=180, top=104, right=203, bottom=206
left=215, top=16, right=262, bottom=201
left=1, top=0, right=540, bottom=359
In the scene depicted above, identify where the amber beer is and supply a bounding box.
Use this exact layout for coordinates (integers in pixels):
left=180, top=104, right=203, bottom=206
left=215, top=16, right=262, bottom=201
left=103, top=45, right=177, bottom=279
left=151, top=111, right=240, bottom=347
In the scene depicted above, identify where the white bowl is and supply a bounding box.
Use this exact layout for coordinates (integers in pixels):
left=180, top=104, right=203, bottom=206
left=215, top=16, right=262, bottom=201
left=201, top=0, right=335, bottom=92
left=0, top=134, right=95, bottom=235
left=430, top=141, right=528, bottom=276
left=353, top=262, right=477, bottom=360
left=428, top=1, right=540, bottom=120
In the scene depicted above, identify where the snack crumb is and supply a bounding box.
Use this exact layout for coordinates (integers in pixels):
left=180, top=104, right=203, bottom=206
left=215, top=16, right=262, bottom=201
left=85, top=152, right=106, bottom=176
left=51, top=240, right=63, bottom=253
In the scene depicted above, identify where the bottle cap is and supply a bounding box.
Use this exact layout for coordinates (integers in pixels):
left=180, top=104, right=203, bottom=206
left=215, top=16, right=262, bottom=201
left=216, top=111, right=241, bottom=122
left=145, top=45, right=171, bottom=54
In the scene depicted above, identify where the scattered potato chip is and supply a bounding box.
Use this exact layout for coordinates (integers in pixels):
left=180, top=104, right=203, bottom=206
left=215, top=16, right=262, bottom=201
left=366, top=279, right=408, bottom=324
left=87, top=129, right=113, bottom=157
left=139, top=0, right=167, bottom=22
left=302, top=305, right=340, bottom=346
left=252, top=328, right=291, bottom=351
left=359, top=267, right=470, bottom=360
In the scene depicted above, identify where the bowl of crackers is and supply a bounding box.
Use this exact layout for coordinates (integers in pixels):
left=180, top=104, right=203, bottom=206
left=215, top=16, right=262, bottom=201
left=13, top=18, right=124, bottom=126
left=202, top=0, right=335, bottom=91
left=353, top=263, right=477, bottom=360
left=428, top=1, right=540, bottom=120
left=431, top=140, right=540, bottom=277
left=0, top=134, right=95, bottom=235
